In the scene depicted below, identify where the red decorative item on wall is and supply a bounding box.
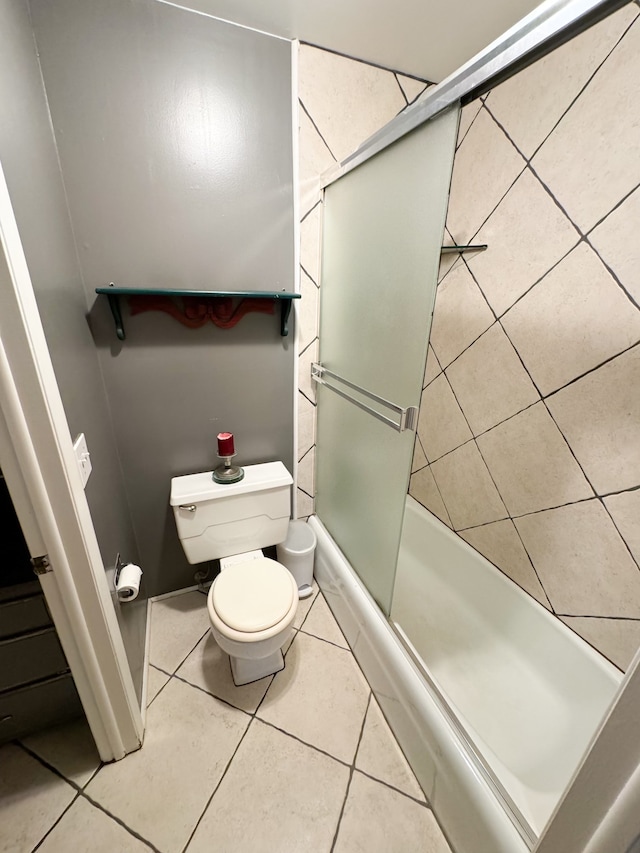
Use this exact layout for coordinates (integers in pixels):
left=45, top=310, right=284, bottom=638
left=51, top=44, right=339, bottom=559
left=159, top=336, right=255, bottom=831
left=217, top=432, right=235, bottom=457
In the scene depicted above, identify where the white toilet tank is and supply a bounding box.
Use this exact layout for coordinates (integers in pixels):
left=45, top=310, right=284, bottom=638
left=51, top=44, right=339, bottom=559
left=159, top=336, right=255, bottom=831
left=170, top=462, right=293, bottom=564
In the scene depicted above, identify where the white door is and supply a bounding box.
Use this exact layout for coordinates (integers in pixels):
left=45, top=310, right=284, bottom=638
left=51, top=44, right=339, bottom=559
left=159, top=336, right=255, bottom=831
left=0, top=160, right=143, bottom=761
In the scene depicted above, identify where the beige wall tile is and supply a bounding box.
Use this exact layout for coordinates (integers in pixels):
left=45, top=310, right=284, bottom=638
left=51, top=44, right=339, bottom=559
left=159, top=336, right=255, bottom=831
left=603, top=490, right=640, bottom=566
left=423, top=344, right=442, bottom=387
left=460, top=519, right=551, bottom=608
left=298, top=108, right=335, bottom=218
left=532, top=18, right=640, bottom=232
left=417, top=375, right=472, bottom=462
left=409, top=466, right=451, bottom=527
left=396, top=74, right=429, bottom=104
left=298, top=269, right=319, bottom=354
left=502, top=243, right=640, bottom=396
left=298, top=45, right=406, bottom=163
left=515, top=500, right=640, bottom=617
left=334, top=772, right=451, bottom=853
left=298, top=337, right=318, bottom=404
left=589, top=186, right=640, bottom=305
left=446, top=109, right=526, bottom=243
left=431, top=441, right=507, bottom=530
left=446, top=323, right=539, bottom=435
left=355, top=697, right=425, bottom=801
left=486, top=5, right=639, bottom=158
left=546, top=345, right=640, bottom=495
left=477, top=403, right=593, bottom=516
left=298, top=445, right=315, bottom=496
left=300, top=203, right=322, bottom=283
left=296, top=488, right=315, bottom=519
left=411, top=435, right=428, bottom=473
left=187, top=720, right=349, bottom=853
left=468, top=169, right=580, bottom=316
left=456, top=101, right=482, bottom=147
left=298, top=390, right=316, bottom=460
left=429, top=263, right=494, bottom=368
left=560, top=616, right=640, bottom=671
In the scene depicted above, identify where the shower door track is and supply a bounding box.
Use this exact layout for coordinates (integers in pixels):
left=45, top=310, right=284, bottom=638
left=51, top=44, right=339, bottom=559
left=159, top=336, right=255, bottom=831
left=310, top=363, right=419, bottom=433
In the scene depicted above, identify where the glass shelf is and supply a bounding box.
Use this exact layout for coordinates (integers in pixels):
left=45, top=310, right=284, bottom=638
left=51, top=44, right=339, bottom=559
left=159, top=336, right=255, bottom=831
left=95, top=287, right=301, bottom=340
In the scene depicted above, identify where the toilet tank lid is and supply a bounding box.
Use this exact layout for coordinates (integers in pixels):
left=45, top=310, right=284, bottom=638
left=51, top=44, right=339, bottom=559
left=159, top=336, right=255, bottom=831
left=170, top=461, right=293, bottom=506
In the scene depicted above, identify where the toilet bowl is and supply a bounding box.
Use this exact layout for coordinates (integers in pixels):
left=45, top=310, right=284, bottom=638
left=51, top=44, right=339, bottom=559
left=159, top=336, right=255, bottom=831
left=207, top=556, right=298, bottom=685
left=170, top=462, right=298, bottom=686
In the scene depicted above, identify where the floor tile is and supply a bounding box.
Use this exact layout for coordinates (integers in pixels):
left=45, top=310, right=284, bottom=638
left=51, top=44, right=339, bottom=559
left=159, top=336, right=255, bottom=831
left=417, top=375, right=472, bottom=462
left=177, top=632, right=272, bottom=714
left=460, top=519, right=551, bottom=608
left=428, top=263, right=494, bottom=368
left=468, top=168, right=580, bottom=317
left=186, top=719, right=349, bottom=853
left=410, top=467, right=452, bottom=527
left=300, top=593, right=349, bottom=649
left=486, top=5, right=638, bottom=158
left=515, top=500, right=640, bottom=618
left=532, top=16, right=640, bottom=233
left=148, top=590, right=210, bottom=674
left=257, top=631, right=370, bottom=764
left=21, top=717, right=101, bottom=788
left=430, top=441, right=508, bottom=530
left=293, top=581, right=319, bottom=629
left=446, top=323, right=540, bottom=435
left=501, top=243, right=640, bottom=396
left=446, top=108, right=526, bottom=243
left=298, top=45, right=405, bottom=163
left=334, top=771, right=451, bottom=853
left=85, top=678, right=249, bottom=853
left=355, top=698, right=425, bottom=801
left=589, top=185, right=640, bottom=306
left=0, top=743, right=76, bottom=853
left=603, top=490, right=640, bottom=565
left=38, top=796, right=152, bottom=852
left=476, top=402, right=593, bottom=516
left=560, top=616, right=640, bottom=671
left=146, top=665, right=171, bottom=706
left=546, top=345, right=640, bottom=495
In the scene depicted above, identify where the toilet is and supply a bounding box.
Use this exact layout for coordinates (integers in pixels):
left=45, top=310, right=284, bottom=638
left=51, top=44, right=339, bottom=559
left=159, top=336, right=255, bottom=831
left=170, top=462, right=298, bottom=685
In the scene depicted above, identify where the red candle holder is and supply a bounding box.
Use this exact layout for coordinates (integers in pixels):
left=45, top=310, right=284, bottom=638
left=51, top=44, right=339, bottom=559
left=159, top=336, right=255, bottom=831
left=212, top=431, right=244, bottom=484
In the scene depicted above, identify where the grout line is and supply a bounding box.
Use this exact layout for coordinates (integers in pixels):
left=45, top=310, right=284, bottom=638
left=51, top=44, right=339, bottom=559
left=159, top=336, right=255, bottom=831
left=170, top=671, right=258, bottom=718
left=329, top=691, right=372, bottom=851
left=30, top=792, right=82, bottom=853
left=78, top=790, right=162, bottom=852
left=557, top=612, right=640, bottom=622
left=455, top=99, right=483, bottom=150
left=544, top=340, right=640, bottom=402
left=298, top=98, right=338, bottom=163
left=299, top=386, right=317, bottom=408
left=393, top=72, right=410, bottom=106
left=179, top=718, right=255, bottom=853
left=298, top=39, right=435, bottom=84
left=298, top=626, right=350, bottom=652
left=254, top=717, right=352, bottom=770
left=300, top=197, right=322, bottom=224
left=300, top=263, right=319, bottom=288
left=355, top=767, right=430, bottom=808
left=298, top=334, right=318, bottom=358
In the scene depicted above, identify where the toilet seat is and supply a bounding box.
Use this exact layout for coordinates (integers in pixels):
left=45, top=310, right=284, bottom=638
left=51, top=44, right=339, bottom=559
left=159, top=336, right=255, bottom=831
left=208, top=557, right=298, bottom=644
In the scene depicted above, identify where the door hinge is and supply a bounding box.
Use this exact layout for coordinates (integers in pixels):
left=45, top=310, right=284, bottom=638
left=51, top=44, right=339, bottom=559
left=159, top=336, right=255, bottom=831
left=31, top=554, right=52, bottom=576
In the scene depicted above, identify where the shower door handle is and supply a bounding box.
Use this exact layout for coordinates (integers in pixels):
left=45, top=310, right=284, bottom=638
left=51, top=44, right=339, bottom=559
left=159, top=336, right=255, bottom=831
left=311, top=363, right=418, bottom=433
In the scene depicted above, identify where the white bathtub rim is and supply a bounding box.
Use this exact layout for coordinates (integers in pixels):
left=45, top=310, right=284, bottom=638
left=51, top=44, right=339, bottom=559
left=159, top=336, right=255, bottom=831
left=309, top=513, right=530, bottom=853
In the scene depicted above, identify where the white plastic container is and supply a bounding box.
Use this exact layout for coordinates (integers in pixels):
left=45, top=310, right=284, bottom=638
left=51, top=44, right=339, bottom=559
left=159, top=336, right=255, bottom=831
left=276, top=520, right=317, bottom=598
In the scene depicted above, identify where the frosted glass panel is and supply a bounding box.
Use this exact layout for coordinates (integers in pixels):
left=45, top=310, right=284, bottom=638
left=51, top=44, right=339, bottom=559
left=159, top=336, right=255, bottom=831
left=316, top=108, right=459, bottom=614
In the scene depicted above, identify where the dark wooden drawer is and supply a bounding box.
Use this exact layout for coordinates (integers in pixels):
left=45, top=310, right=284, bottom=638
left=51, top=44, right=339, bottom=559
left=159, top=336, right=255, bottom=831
left=0, top=673, right=82, bottom=743
left=0, top=594, right=51, bottom=640
left=0, top=627, right=68, bottom=692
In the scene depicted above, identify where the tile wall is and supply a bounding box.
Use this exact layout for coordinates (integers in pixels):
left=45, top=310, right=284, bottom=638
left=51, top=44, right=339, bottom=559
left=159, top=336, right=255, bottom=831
left=410, top=4, right=640, bottom=671
left=296, top=44, right=432, bottom=517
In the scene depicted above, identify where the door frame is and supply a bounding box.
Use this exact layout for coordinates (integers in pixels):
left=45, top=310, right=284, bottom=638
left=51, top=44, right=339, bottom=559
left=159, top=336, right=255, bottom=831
left=0, top=160, right=142, bottom=761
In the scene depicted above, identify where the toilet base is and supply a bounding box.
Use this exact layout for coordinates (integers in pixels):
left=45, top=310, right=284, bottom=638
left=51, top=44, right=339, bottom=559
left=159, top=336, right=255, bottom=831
left=229, top=648, right=284, bottom=686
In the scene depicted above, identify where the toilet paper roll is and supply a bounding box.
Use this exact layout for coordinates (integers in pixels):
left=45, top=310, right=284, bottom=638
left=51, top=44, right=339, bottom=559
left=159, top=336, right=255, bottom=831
left=116, top=563, right=142, bottom=602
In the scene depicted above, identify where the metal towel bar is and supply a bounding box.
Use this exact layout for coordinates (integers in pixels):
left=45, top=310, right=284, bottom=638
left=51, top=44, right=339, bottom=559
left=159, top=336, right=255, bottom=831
left=311, top=363, right=418, bottom=433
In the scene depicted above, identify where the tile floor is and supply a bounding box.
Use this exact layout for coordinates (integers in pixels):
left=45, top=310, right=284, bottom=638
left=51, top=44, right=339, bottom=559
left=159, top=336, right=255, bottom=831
left=0, top=586, right=453, bottom=853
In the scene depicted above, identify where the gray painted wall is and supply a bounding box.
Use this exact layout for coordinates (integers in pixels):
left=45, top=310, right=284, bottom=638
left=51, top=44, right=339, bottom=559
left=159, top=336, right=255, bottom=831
left=0, top=0, right=144, bottom=694
left=30, top=0, right=295, bottom=595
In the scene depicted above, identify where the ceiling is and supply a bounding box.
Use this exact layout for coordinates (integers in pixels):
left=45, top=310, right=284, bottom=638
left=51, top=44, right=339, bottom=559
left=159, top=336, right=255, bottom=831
left=163, top=0, right=543, bottom=82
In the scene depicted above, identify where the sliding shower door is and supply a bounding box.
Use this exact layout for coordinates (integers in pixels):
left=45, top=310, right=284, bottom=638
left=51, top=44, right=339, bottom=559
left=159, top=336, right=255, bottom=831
left=315, top=106, right=459, bottom=614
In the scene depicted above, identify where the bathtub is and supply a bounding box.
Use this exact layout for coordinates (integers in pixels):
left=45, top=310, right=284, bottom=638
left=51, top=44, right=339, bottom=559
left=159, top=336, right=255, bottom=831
left=309, top=496, right=621, bottom=853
